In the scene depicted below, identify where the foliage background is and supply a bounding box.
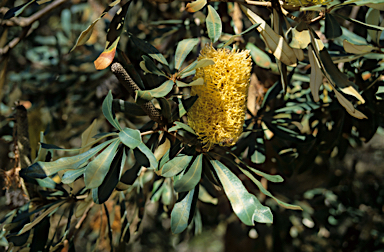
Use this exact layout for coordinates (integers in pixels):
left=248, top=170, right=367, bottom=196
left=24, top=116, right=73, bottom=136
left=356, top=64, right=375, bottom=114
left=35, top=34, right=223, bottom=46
left=1, top=0, right=384, bottom=251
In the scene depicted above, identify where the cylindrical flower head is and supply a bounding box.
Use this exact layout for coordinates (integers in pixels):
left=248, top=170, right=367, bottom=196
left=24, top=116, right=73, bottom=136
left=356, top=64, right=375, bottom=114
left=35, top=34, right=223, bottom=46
left=188, top=44, right=252, bottom=150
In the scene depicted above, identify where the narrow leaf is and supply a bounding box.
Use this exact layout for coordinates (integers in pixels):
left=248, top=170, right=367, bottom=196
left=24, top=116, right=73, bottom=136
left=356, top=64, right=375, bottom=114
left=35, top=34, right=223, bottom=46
left=136, top=80, right=174, bottom=100
left=119, top=128, right=142, bottom=149
left=102, top=90, right=122, bottom=130
left=175, top=38, right=199, bottom=70
left=308, top=45, right=323, bottom=102
left=168, top=121, right=196, bottom=135
left=211, top=160, right=273, bottom=225
left=80, top=119, right=99, bottom=154
left=130, top=35, right=169, bottom=66
left=174, top=154, right=203, bottom=192
left=61, top=167, right=86, bottom=184
left=171, top=188, right=195, bottom=234
left=84, top=139, right=120, bottom=189
left=325, top=13, right=342, bottom=39
left=176, top=78, right=204, bottom=88
left=137, top=142, right=158, bottom=170
left=161, top=155, right=193, bottom=177
left=141, top=55, right=167, bottom=77
left=343, top=40, right=377, bottom=54
left=206, top=5, right=222, bottom=43
left=186, top=0, right=207, bottom=13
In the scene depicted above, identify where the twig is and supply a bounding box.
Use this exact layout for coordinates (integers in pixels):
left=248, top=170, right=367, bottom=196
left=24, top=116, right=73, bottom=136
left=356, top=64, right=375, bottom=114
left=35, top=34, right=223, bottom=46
left=0, top=0, right=67, bottom=56
left=111, top=62, right=163, bottom=124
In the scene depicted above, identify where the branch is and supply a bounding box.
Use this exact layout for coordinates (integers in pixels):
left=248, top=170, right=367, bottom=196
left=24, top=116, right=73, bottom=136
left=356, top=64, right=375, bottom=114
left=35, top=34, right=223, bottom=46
left=111, top=62, right=163, bottom=124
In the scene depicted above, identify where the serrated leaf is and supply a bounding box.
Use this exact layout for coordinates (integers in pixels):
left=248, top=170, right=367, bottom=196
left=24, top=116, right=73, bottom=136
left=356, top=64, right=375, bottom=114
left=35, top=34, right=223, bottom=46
left=186, top=0, right=207, bottom=12
left=308, top=45, right=323, bottom=102
left=162, top=155, right=193, bottom=177
left=176, top=78, right=204, bottom=88
left=206, top=5, right=222, bottom=43
left=211, top=160, right=273, bottom=225
left=119, top=128, right=142, bottom=149
left=24, top=139, right=116, bottom=178
left=168, top=121, right=196, bottom=135
left=137, top=142, right=158, bottom=169
left=84, top=139, right=120, bottom=189
left=174, top=155, right=203, bottom=192
left=136, top=80, right=174, bottom=100
left=102, top=90, right=122, bottom=130
left=171, top=188, right=195, bottom=233
left=325, top=13, right=342, bottom=39
left=175, top=38, right=199, bottom=70
left=130, top=35, right=169, bottom=66
left=61, top=167, right=86, bottom=184
left=241, top=5, right=297, bottom=66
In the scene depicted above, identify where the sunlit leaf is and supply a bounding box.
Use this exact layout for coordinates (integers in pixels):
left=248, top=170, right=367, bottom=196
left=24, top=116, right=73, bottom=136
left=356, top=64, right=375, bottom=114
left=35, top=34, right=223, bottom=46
left=186, top=0, right=207, bottom=12
left=80, top=119, right=99, bottom=154
left=206, top=5, right=222, bottom=43
left=174, top=155, right=203, bottom=192
left=343, top=40, right=377, bottom=54
left=333, top=88, right=367, bottom=119
left=175, top=38, right=199, bottom=70
left=289, top=26, right=311, bottom=49
left=171, top=188, right=196, bottom=234
left=84, top=139, right=120, bottom=189
left=308, top=45, right=323, bottom=102
left=211, top=160, right=273, bottom=225
left=137, top=142, right=158, bottom=170
left=241, top=5, right=297, bottom=66
left=61, top=167, right=86, bottom=184
left=176, top=78, right=204, bottom=87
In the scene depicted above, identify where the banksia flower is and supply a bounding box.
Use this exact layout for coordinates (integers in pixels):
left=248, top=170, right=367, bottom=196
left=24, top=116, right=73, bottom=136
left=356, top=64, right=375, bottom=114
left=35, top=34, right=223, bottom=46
left=187, top=45, right=252, bottom=150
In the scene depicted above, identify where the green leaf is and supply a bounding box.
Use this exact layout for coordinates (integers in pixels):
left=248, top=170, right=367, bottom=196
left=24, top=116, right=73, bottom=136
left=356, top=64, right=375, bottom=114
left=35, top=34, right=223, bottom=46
left=130, top=35, right=169, bottom=66
left=159, top=98, right=172, bottom=122
left=70, top=0, right=121, bottom=52
left=112, top=99, right=147, bottom=117
left=251, top=150, right=266, bottom=164
left=25, top=139, right=116, bottom=178
left=93, top=145, right=125, bottom=204
left=376, top=86, right=384, bottom=100
left=211, top=160, right=273, bottom=225
left=119, top=128, right=142, bottom=149
left=241, top=5, right=297, bottom=66
left=174, top=154, right=203, bottom=192
left=325, top=13, right=342, bottom=39
left=239, top=166, right=302, bottom=210
left=141, top=55, right=167, bottom=77
left=246, top=43, right=271, bottom=69
left=161, top=155, right=193, bottom=177
left=4, top=0, right=35, bottom=19
left=176, top=78, right=204, bottom=88
left=80, top=119, right=99, bottom=154
left=178, top=59, right=215, bottom=77
left=175, top=38, right=200, bottom=70
left=308, top=45, right=323, bottom=102
left=366, top=8, right=381, bottom=44
left=220, top=23, right=261, bottom=48
left=84, top=139, right=120, bottom=189
left=171, top=188, right=196, bottom=234
left=61, top=167, right=86, bottom=184
left=168, top=121, right=196, bottom=135
left=186, top=0, right=207, bottom=12
left=137, top=142, right=158, bottom=170
left=206, top=5, right=222, bottom=43
left=136, top=80, right=174, bottom=100
left=335, top=13, right=384, bottom=31
left=102, top=91, right=122, bottom=131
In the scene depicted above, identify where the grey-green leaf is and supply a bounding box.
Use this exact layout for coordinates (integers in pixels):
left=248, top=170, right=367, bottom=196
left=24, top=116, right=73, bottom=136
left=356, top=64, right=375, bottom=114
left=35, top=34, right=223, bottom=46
left=161, top=155, right=193, bottom=177
left=137, top=142, right=158, bottom=170
left=206, top=5, right=222, bottom=43
left=168, top=121, right=196, bottom=135
left=211, top=160, right=273, bottom=225
left=174, top=154, right=203, bottom=192
left=171, top=188, right=195, bottom=234
left=175, top=38, right=199, bottom=70
left=61, top=167, right=86, bottom=184
left=102, top=91, right=122, bottom=131
left=136, top=80, right=174, bottom=100
left=84, top=139, right=120, bottom=189
left=119, top=128, right=142, bottom=149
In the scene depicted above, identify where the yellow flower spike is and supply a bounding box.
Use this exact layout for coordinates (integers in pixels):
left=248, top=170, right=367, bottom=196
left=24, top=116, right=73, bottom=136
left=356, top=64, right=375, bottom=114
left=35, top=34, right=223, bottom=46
left=187, top=44, right=252, bottom=150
